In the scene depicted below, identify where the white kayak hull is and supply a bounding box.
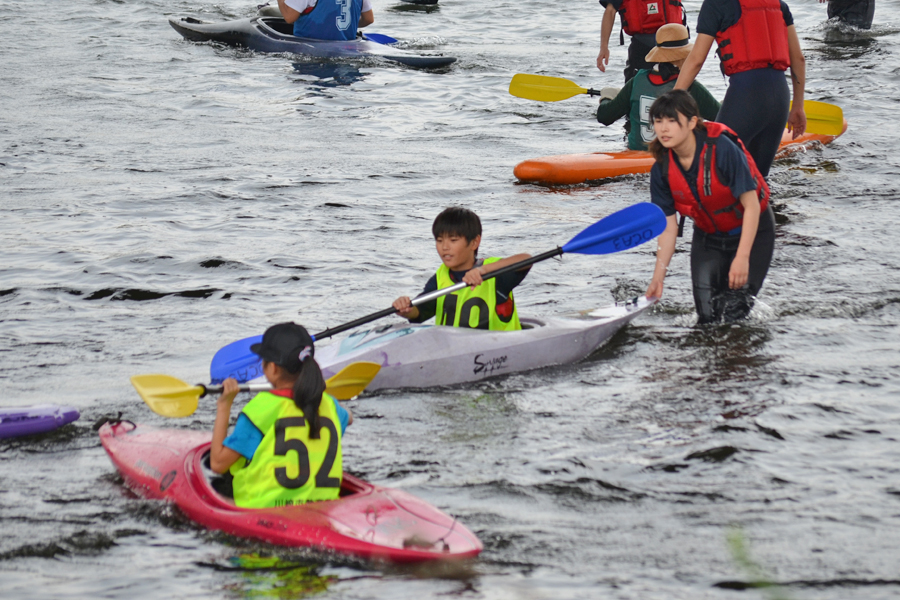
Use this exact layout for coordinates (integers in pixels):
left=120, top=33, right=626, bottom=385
left=314, top=296, right=656, bottom=391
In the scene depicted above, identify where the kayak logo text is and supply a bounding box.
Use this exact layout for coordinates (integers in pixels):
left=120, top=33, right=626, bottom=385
left=474, top=354, right=508, bottom=376
left=612, top=229, right=655, bottom=251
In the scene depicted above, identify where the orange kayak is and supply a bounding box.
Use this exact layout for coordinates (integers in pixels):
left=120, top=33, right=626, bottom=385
left=514, top=120, right=848, bottom=186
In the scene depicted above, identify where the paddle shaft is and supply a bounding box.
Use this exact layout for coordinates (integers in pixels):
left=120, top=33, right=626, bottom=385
left=312, top=248, right=563, bottom=341
left=200, top=381, right=272, bottom=397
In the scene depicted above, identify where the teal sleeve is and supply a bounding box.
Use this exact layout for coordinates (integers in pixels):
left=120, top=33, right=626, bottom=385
left=596, top=78, right=634, bottom=126
left=689, top=82, right=722, bottom=122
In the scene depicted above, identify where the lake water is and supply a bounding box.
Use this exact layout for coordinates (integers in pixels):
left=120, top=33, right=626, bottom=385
left=1, top=0, right=899, bottom=598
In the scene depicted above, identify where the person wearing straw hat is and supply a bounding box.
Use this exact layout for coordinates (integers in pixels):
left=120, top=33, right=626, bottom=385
left=597, top=24, right=720, bottom=151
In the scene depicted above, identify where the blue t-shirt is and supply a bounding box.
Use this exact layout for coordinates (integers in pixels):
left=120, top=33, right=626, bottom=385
left=696, top=0, right=793, bottom=36
left=224, top=395, right=349, bottom=460
left=293, top=0, right=364, bottom=41
left=650, top=129, right=757, bottom=234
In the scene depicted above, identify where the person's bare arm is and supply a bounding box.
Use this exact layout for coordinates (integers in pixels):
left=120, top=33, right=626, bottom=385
left=210, top=378, right=243, bottom=474
left=358, top=9, right=374, bottom=28
left=646, top=215, right=678, bottom=299
left=462, top=253, right=531, bottom=288
left=674, top=33, right=715, bottom=91
left=277, top=0, right=302, bottom=23
left=786, top=25, right=807, bottom=138
left=728, top=190, right=761, bottom=289
left=597, top=4, right=617, bottom=72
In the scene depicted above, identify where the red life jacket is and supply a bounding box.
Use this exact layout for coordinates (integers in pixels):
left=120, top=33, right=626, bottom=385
left=665, top=122, right=770, bottom=235
left=618, top=0, right=685, bottom=36
left=715, top=0, right=790, bottom=75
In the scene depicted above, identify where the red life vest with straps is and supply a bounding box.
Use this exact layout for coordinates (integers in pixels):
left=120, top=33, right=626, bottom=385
left=665, top=122, right=770, bottom=235
left=715, top=0, right=790, bottom=75
left=618, top=0, right=685, bottom=36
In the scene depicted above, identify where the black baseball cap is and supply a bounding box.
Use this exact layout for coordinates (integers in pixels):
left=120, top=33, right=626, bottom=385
left=250, top=322, right=315, bottom=372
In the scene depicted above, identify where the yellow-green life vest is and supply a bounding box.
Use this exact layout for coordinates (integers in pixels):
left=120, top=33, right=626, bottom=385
left=434, top=257, right=522, bottom=331
left=230, top=391, right=342, bottom=508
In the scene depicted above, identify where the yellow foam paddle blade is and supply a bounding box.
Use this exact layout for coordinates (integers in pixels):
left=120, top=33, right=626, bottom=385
left=509, top=73, right=589, bottom=102
left=131, top=374, right=202, bottom=418
left=325, top=362, right=381, bottom=400
left=792, top=100, right=845, bottom=136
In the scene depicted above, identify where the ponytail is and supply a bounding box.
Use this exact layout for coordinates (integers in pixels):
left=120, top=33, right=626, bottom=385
left=292, top=357, right=326, bottom=439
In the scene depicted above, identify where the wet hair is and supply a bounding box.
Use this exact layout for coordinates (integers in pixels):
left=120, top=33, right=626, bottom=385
left=432, top=207, right=482, bottom=248
left=647, top=89, right=707, bottom=163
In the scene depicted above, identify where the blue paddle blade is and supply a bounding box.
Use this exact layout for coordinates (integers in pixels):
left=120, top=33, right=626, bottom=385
left=562, top=202, right=667, bottom=255
left=363, top=32, right=398, bottom=44
left=210, top=335, right=263, bottom=384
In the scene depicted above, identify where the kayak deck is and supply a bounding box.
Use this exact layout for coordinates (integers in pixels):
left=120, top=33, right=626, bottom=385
left=514, top=120, right=849, bottom=186
left=99, top=421, right=482, bottom=562
left=314, top=296, right=657, bottom=391
left=168, top=16, right=457, bottom=69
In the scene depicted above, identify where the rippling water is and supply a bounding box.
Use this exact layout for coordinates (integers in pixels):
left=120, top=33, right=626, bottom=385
left=1, top=0, right=899, bottom=598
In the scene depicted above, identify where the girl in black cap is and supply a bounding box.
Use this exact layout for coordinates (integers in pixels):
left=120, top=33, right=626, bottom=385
left=209, top=322, right=352, bottom=508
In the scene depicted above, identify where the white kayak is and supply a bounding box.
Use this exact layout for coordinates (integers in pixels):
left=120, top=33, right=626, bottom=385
left=313, top=296, right=656, bottom=391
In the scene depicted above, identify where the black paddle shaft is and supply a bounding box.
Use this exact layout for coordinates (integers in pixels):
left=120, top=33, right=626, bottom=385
left=313, top=247, right=563, bottom=341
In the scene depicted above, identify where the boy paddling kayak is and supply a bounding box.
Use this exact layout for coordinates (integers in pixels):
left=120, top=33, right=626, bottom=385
left=393, top=207, right=532, bottom=331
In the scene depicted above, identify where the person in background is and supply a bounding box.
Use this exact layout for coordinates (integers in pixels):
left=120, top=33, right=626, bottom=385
left=276, top=0, right=374, bottom=41
left=820, top=0, right=875, bottom=29
left=596, top=0, right=687, bottom=83
left=673, top=0, right=806, bottom=179
left=597, top=24, right=720, bottom=150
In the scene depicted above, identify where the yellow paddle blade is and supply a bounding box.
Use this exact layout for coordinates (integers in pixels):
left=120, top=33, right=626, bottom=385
left=509, top=73, right=589, bottom=102
left=325, top=362, right=381, bottom=400
left=792, top=100, right=845, bottom=136
left=131, top=374, right=202, bottom=418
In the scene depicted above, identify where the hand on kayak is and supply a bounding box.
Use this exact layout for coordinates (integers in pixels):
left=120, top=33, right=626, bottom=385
left=729, top=255, right=750, bottom=289
left=646, top=277, right=665, bottom=300
left=462, top=267, right=484, bottom=288
left=788, top=105, right=807, bottom=139
left=392, top=296, right=420, bottom=319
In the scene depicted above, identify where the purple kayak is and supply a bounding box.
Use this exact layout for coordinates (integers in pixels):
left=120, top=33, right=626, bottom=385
left=0, top=404, right=80, bottom=439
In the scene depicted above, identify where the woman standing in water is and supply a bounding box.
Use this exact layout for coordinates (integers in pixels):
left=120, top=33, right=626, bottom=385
left=673, top=0, right=807, bottom=178
left=645, top=90, right=775, bottom=324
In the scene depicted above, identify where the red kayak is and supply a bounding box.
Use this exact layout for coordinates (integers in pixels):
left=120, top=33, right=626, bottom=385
left=98, top=420, right=482, bottom=562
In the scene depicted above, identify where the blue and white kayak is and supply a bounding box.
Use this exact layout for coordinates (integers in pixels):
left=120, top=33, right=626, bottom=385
left=311, top=296, right=657, bottom=392
left=168, top=16, right=456, bottom=69
left=0, top=404, right=80, bottom=439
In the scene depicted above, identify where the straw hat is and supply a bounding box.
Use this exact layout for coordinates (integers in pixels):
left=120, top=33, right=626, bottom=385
left=644, top=24, right=694, bottom=64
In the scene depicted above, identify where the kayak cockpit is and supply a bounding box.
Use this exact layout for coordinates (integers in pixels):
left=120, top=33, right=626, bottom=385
left=255, top=17, right=295, bottom=38
left=198, top=449, right=372, bottom=507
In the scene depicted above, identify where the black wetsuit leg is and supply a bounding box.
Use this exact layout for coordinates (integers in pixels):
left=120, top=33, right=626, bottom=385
left=828, top=0, right=875, bottom=28
left=690, top=206, right=776, bottom=324
left=716, top=69, right=790, bottom=178
left=625, top=37, right=655, bottom=83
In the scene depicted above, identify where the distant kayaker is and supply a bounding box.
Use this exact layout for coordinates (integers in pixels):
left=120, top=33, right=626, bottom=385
left=392, top=207, right=531, bottom=330
left=210, top=323, right=352, bottom=508
left=820, top=0, right=875, bottom=29
left=596, top=24, right=721, bottom=151
left=275, top=0, right=374, bottom=41
left=596, top=0, right=687, bottom=82
left=673, top=0, right=806, bottom=178
left=644, top=90, right=775, bottom=324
